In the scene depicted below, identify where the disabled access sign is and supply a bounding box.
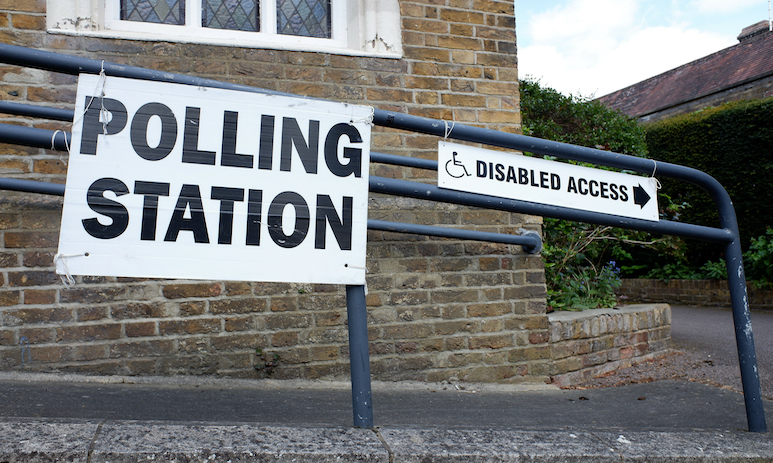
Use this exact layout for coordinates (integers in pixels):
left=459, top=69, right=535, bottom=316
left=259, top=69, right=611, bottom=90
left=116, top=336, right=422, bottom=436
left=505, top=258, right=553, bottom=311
left=438, top=141, right=659, bottom=222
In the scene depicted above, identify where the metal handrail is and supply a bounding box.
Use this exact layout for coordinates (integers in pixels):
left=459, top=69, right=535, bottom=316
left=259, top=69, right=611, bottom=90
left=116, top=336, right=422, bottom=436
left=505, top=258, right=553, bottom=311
left=0, top=43, right=764, bottom=432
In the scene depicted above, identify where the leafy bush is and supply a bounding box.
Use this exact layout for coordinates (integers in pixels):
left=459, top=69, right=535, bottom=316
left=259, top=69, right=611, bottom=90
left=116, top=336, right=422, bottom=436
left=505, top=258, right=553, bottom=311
left=644, top=262, right=700, bottom=281
left=542, top=218, right=624, bottom=310
left=744, top=228, right=773, bottom=288
left=642, top=228, right=773, bottom=286
left=699, top=259, right=728, bottom=280
left=548, top=262, right=622, bottom=311
left=646, top=97, right=773, bottom=264
left=644, top=259, right=727, bottom=281
left=520, top=78, right=674, bottom=310
left=519, top=78, right=648, bottom=155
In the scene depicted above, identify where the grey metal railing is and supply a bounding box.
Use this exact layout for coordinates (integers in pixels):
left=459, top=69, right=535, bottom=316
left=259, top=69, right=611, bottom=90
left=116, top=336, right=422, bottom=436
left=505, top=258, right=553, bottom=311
left=0, top=43, right=765, bottom=432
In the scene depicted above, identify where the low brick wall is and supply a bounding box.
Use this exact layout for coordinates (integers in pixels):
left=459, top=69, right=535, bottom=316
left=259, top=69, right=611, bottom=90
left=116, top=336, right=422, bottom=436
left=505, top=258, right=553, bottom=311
left=620, top=279, right=773, bottom=309
left=548, top=304, right=671, bottom=387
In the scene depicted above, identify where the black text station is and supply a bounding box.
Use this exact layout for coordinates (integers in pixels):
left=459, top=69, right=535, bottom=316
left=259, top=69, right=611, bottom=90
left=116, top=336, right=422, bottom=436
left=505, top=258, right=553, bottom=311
left=79, top=96, right=364, bottom=251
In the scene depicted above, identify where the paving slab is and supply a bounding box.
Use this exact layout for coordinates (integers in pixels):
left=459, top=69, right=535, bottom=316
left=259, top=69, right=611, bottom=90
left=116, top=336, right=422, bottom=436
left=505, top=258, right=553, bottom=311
left=594, top=430, right=773, bottom=462
left=0, top=419, right=98, bottom=463
left=0, top=373, right=772, bottom=462
left=379, top=428, right=619, bottom=463
left=91, top=422, right=389, bottom=463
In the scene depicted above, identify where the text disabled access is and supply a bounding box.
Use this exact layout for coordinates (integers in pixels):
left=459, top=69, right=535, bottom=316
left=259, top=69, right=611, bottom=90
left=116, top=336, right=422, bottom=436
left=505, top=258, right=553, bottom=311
left=438, top=141, right=658, bottom=222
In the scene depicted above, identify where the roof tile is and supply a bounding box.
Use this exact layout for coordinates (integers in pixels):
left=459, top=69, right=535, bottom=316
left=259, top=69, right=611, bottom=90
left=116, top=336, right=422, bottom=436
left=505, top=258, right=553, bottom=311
left=597, top=30, right=773, bottom=117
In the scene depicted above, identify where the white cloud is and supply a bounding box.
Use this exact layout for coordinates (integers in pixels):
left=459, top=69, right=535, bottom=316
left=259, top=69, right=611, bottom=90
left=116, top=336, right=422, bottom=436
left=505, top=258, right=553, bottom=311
left=688, top=0, right=763, bottom=14
left=526, top=0, right=639, bottom=43
left=518, top=0, right=737, bottom=96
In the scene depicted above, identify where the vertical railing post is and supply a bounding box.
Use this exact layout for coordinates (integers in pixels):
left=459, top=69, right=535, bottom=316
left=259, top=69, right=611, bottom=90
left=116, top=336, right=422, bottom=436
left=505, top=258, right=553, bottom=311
left=346, top=284, right=374, bottom=428
left=724, top=233, right=767, bottom=432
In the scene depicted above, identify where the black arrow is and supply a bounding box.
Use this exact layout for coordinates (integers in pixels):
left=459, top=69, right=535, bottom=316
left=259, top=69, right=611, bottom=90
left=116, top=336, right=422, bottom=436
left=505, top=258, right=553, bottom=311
left=633, top=184, right=651, bottom=208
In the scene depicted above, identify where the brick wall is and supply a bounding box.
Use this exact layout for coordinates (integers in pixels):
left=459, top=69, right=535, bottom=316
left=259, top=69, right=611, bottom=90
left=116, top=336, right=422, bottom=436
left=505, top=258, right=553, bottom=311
left=0, top=194, right=547, bottom=382
left=0, top=1, right=554, bottom=382
left=619, top=279, right=773, bottom=310
left=548, top=304, right=671, bottom=387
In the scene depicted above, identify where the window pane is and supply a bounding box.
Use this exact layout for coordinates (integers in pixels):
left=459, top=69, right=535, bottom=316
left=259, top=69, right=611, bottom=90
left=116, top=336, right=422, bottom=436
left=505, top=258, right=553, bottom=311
left=202, top=0, right=259, bottom=31
left=277, top=0, right=330, bottom=38
left=121, top=0, right=185, bottom=25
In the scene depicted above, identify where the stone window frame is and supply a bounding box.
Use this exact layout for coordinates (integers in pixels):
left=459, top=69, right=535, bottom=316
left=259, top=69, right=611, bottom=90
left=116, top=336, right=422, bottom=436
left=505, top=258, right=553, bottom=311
left=46, top=0, right=402, bottom=57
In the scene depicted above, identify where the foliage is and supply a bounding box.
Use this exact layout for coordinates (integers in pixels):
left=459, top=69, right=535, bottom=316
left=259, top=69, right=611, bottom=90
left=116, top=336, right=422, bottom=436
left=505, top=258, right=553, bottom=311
left=519, top=78, right=648, bottom=156
left=699, top=259, right=728, bottom=280
left=644, top=262, right=700, bottom=281
left=643, top=259, right=727, bottom=281
left=541, top=213, right=687, bottom=309
left=522, top=81, right=773, bottom=295
left=542, top=218, right=623, bottom=310
left=645, top=97, right=773, bottom=264
left=743, top=228, right=773, bottom=288
left=521, top=78, right=667, bottom=310
left=253, top=348, right=279, bottom=378
left=643, top=228, right=773, bottom=288
left=547, top=263, right=622, bottom=311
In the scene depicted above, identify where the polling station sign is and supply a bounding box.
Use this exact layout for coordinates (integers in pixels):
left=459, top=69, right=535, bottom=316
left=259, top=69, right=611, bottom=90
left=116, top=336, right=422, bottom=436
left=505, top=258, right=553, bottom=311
left=56, top=74, right=373, bottom=284
left=438, top=141, right=659, bottom=221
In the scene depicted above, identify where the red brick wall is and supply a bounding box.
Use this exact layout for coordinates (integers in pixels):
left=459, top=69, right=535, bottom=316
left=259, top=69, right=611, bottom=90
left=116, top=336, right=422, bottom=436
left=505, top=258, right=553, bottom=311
left=619, top=279, right=773, bottom=310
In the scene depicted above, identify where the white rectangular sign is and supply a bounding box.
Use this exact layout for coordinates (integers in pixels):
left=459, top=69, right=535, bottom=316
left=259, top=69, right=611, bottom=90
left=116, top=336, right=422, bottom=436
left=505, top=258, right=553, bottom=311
left=438, top=141, right=659, bottom=221
left=56, top=74, right=373, bottom=284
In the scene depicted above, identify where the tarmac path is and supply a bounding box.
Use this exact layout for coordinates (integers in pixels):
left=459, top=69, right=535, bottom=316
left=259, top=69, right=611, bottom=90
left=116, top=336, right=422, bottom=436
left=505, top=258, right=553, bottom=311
left=671, top=305, right=773, bottom=399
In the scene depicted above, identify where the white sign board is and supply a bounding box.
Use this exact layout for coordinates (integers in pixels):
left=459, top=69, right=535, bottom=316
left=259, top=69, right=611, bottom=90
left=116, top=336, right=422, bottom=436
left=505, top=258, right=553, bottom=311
left=57, top=75, right=372, bottom=284
left=438, top=141, right=659, bottom=221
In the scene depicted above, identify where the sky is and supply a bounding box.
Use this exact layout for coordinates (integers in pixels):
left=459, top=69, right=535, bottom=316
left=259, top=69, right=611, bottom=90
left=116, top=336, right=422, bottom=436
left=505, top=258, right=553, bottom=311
left=515, top=0, right=769, bottom=97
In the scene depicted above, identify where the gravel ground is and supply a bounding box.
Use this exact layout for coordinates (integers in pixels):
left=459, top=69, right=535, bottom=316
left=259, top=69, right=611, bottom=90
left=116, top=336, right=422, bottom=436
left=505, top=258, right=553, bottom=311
left=566, top=348, right=754, bottom=397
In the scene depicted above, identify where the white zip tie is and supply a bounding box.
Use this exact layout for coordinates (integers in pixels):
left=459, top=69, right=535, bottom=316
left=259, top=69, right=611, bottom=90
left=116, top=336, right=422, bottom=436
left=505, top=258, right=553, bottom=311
left=650, top=160, right=662, bottom=189
left=443, top=120, right=455, bottom=140
left=74, top=61, right=108, bottom=134
left=351, top=107, right=374, bottom=126
left=54, top=253, right=88, bottom=288
left=51, top=129, right=69, bottom=166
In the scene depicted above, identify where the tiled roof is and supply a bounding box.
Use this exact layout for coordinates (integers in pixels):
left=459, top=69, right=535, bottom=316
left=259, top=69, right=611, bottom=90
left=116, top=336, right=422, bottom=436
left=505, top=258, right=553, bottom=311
left=596, top=28, right=773, bottom=118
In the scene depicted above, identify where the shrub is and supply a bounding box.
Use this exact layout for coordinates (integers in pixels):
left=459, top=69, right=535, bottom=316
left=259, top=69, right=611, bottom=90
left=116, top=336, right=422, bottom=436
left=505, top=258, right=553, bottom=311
left=520, top=78, right=651, bottom=309
left=645, top=97, right=773, bottom=264
left=744, top=228, right=773, bottom=288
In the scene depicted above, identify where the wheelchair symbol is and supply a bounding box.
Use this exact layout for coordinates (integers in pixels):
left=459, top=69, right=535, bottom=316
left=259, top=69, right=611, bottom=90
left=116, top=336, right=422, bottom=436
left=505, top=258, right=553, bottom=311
left=445, top=151, right=471, bottom=178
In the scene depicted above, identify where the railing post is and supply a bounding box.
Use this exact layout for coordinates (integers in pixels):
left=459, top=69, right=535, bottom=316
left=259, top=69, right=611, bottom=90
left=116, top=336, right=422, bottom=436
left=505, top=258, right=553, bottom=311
left=725, top=234, right=767, bottom=432
left=346, top=284, right=373, bottom=428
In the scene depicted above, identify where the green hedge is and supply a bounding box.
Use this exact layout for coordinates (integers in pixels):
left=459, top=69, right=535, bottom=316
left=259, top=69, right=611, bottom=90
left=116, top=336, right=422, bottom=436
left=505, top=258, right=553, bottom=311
left=646, top=97, right=773, bottom=262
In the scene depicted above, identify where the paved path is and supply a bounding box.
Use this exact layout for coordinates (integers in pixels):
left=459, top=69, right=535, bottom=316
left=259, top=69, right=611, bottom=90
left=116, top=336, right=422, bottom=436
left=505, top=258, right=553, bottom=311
left=0, top=375, right=760, bottom=431
left=671, top=306, right=773, bottom=399
left=1, top=372, right=771, bottom=461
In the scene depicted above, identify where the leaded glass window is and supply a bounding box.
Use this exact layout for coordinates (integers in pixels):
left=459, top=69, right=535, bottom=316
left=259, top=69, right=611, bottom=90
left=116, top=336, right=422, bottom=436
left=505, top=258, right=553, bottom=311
left=277, top=0, right=330, bottom=38
left=202, top=0, right=259, bottom=32
left=121, top=0, right=185, bottom=25
left=121, top=0, right=330, bottom=37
